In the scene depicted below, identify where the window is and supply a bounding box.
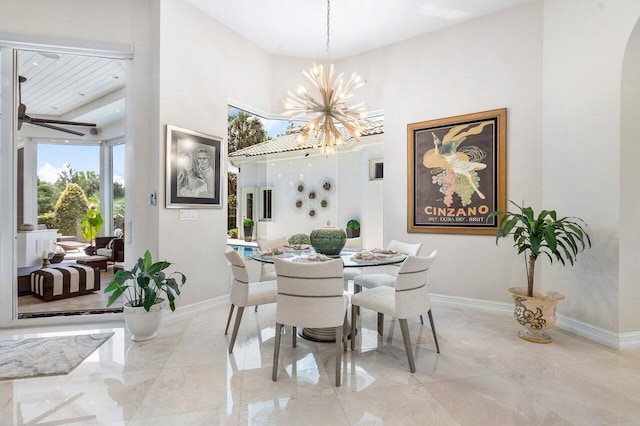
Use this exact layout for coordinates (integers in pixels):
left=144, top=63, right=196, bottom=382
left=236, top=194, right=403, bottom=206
left=260, top=186, right=273, bottom=220
left=369, top=159, right=384, bottom=180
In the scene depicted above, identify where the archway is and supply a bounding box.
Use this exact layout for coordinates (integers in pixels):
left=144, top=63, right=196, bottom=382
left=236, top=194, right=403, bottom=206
left=618, top=17, right=640, bottom=336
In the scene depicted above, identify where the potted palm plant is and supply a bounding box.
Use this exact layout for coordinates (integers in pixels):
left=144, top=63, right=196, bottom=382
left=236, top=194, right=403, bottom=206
left=105, top=250, right=186, bottom=341
left=489, top=200, right=591, bottom=343
left=81, top=208, right=103, bottom=255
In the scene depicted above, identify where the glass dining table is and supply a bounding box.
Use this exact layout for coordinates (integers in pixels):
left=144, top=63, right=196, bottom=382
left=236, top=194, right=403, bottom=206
left=251, top=247, right=407, bottom=342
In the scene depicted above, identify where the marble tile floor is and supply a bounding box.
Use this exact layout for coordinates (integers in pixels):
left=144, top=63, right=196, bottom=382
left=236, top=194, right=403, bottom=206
left=1, top=303, right=640, bottom=425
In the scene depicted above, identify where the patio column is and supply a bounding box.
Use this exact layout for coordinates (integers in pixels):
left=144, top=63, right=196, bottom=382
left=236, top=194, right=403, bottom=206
left=99, top=142, right=113, bottom=236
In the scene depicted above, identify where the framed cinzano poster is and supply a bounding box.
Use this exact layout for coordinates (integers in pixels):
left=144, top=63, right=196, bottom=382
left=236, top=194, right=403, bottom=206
left=407, top=108, right=506, bottom=235
left=166, top=125, right=223, bottom=208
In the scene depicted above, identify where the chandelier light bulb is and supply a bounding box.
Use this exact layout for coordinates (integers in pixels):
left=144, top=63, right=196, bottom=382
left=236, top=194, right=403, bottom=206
left=283, top=62, right=367, bottom=156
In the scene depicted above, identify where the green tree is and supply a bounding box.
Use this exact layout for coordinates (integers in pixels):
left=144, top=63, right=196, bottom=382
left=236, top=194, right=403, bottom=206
left=54, top=183, right=89, bottom=236
left=227, top=109, right=270, bottom=233
left=54, top=164, right=100, bottom=199
left=37, top=179, right=61, bottom=214
left=113, top=181, right=125, bottom=198
left=228, top=111, right=269, bottom=153
left=73, top=170, right=100, bottom=199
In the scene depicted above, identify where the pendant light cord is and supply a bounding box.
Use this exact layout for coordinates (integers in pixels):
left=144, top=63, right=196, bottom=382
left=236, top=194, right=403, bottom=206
left=326, top=0, right=331, bottom=62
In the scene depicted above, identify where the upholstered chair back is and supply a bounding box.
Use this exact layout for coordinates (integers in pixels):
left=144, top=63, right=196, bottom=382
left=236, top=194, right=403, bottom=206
left=225, top=248, right=250, bottom=306
left=394, top=251, right=437, bottom=319
left=344, top=237, right=363, bottom=249
left=257, top=237, right=289, bottom=251
left=388, top=240, right=423, bottom=256
left=273, top=258, right=346, bottom=328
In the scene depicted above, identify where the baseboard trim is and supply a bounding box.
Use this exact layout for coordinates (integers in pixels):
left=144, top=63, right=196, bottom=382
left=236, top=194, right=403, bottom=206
left=431, top=293, right=512, bottom=315
left=165, top=295, right=230, bottom=322
left=431, top=293, right=640, bottom=350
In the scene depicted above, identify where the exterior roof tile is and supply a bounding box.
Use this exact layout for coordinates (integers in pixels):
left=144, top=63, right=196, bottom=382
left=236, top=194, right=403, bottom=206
left=229, top=119, right=383, bottom=158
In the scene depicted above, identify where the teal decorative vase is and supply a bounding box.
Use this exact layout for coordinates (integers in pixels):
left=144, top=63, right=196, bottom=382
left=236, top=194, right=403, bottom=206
left=310, top=221, right=347, bottom=256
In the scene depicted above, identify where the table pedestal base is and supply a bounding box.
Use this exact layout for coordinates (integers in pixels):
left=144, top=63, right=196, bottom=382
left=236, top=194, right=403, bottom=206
left=298, top=323, right=352, bottom=342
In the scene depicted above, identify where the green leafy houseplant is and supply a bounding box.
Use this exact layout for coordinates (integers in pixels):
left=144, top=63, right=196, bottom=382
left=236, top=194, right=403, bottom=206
left=243, top=217, right=254, bottom=242
left=346, top=219, right=360, bottom=238
left=105, top=250, right=187, bottom=312
left=346, top=219, right=360, bottom=230
left=489, top=200, right=591, bottom=297
left=81, top=208, right=104, bottom=246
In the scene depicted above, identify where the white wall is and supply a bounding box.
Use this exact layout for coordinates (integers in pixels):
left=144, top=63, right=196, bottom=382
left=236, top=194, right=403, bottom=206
left=542, top=0, right=640, bottom=332
left=620, top=19, right=640, bottom=334
left=157, top=0, right=273, bottom=303
left=234, top=140, right=383, bottom=248
left=294, top=1, right=544, bottom=303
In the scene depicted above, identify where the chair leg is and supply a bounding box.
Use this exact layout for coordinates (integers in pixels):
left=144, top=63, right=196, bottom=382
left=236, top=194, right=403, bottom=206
left=420, top=315, right=424, bottom=325
left=377, top=313, right=384, bottom=336
left=228, top=306, right=244, bottom=354
left=399, top=318, right=416, bottom=373
left=272, top=323, right=283, bottom=381
left=351, top=303, right=358, bottom=351
left=255, top=306, right=258, bottom=312
left=335, top=325, right=342, bottom=386
left=292, top=326, right=297, bottom=348
left=428, top=309, right=440, bottom=354
left=224, top=304, right=235, bottom=335
left=342, top=313, right=348, bottom=351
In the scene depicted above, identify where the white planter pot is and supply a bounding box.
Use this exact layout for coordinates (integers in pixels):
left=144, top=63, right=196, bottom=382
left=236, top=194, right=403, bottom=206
left=508, top=287, right=565, bottom=343
left=123, top=299, right=166, bottom=342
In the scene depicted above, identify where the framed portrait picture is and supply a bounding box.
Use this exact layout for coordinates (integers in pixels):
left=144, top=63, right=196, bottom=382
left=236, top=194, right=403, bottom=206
left=407, top=108, right=506, bottom=235
left=166, top=125, right=223, bottom=208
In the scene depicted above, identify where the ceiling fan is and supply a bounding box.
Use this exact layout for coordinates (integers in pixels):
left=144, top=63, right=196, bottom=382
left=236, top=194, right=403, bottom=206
left=17, top=76, right=97, bottom=137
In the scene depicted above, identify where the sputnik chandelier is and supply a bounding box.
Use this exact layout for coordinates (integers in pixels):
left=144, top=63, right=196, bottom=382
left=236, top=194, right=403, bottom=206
left=283, top=0, right=367, bottom=156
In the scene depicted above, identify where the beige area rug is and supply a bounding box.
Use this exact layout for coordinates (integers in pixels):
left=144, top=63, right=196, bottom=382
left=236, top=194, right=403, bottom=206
left=0, top=332, right=114, bottom=380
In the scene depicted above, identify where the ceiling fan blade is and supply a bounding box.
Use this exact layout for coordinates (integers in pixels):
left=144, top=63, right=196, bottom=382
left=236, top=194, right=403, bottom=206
left=18, top=103, right=27, bottom=120
left=30, top=117, right=97, bottom=127
left=30, top=121, right=86, bottom=136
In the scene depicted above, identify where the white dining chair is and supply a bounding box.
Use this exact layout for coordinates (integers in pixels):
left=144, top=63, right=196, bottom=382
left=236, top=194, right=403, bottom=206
left=272, top=258, right=348, bottom=386
left=350, top=253, right=439, bottom=373
left=353, top=241, right=425, bottom=333
left=342, top=237, right=363, bottom=291
left=224, top=248, right=277, bottom=353
left=257, top=237, right=289, bottom=281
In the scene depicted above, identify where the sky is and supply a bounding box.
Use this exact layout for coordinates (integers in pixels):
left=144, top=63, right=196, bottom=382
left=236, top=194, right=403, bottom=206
left=37, top=143, right=125, bottom=185
left=37, top=109, right=291, bottom=185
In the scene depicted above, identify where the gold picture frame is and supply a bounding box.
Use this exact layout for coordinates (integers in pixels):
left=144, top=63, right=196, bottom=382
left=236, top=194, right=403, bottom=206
left=407, top=108, right=506, bottom=235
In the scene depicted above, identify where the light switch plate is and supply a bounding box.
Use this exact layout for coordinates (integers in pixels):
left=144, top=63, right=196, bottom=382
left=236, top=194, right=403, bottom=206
left=179, top=210, right=197, bottom=221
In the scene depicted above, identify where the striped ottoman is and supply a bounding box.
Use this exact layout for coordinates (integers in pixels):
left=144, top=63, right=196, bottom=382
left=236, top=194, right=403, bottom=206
left=30, top=264, right=100, bottom=301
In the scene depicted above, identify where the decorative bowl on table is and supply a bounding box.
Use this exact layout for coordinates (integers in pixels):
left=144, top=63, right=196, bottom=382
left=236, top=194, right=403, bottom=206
left=310, top=221, right=346, bottom=256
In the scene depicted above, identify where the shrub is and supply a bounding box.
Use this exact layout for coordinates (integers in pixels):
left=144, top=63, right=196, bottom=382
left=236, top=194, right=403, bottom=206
left=346, top=219, right=360, bottom=230
left=54, top=183, right=89, bottom=236
left=228, top=228, right=238, bottom=239
left=288, top=233, right=311, bottom=245
left=38, top=213, right=57, bottom=229
left=243, top=218, right=254, bottom=227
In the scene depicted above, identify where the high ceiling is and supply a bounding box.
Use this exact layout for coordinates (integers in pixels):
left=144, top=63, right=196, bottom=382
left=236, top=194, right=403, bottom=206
left=186, top=0, right=532, bottom=60
left=6, top=0, right=531, bottom=140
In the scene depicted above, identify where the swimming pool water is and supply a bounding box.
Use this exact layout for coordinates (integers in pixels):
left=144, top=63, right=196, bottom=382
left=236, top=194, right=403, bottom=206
left=228, top=244, right=258, bottom=258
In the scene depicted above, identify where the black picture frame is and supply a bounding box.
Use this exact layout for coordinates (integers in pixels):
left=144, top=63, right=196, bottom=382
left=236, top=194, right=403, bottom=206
left=166, top=125, right=222, bottom=208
